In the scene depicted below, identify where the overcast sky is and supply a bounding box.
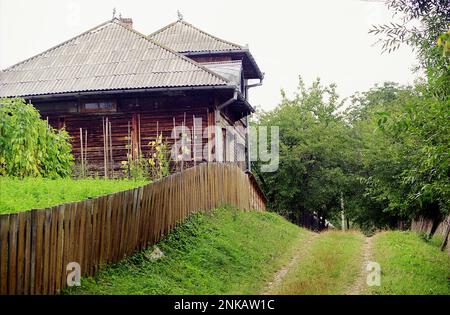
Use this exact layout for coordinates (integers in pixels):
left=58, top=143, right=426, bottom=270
left=0, top=0, right=418, bottom=110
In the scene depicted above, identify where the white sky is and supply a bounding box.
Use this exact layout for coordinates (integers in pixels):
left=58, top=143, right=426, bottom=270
left=0, top=0, right=418, bottom=110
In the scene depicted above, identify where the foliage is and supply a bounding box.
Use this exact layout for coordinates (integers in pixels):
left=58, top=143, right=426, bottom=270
left=370, top=231, right=450, bottom=294
left=254, top=0, right=449, bottom=231
left=252, top=77, right=357, bottom=227
left=255, top=76, right=448, bottom=230
left=0, top=177, right=147, bottom=214
left=344, top=81, right=448, bottom=228
left=121, top=153, right=148, bottom=181
left=121, top=133, right=170, bottom=181
left=64, top=206, right=307, bottom=295
left=369, top=0, right=449, bottom=67
left=437, top=30, right=450, bottom=58
left=147, top=133, right=170, bottom=180
left=363, top=0, right=450, bottom=228
left=0, top=98, right=73, bottom=178
left=369, top=0, right=449, bottom=97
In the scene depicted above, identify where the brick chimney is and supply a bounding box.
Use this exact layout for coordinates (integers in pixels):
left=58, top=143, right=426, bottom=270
left=118, top=17, right=133, bottom=29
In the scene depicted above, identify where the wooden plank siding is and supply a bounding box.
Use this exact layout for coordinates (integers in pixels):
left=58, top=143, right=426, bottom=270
left=35, top=93, right=249, bottom=177
left=0, top=163, right=266, bottom=295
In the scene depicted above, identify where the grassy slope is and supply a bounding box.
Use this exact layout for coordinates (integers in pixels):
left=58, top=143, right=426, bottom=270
left=370, top=231, right=450, bottom=295
left=271, top=230, right=364, bottom=295
left=66, top=207, right=312, bottom=295
left=0, top=177, right=147, bottom=214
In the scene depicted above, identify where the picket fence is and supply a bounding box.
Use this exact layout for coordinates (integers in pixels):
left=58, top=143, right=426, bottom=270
left=0, top=163, right=266, bottom=295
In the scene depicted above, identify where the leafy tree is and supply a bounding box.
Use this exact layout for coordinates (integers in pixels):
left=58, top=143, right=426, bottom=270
left=369, top=0, right=449, bottom=237
left=253, top=1, right=449, bottom=245
left=253, top=78, right=356, bottom=229
left=0, top=98, right=73, bottom=178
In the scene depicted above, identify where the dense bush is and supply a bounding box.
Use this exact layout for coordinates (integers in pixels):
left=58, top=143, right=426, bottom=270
left=0, top=98, right=73, bottom=178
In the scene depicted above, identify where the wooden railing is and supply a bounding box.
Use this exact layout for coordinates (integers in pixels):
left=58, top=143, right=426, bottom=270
left=0, top=163, right=266, bottom=295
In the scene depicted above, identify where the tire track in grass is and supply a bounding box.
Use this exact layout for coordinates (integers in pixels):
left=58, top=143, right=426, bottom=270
left=345, top=236, right=373, bottom=295
left=265, top=231, right=364, bottom=295
left=262, top=232, right=319, bottom=295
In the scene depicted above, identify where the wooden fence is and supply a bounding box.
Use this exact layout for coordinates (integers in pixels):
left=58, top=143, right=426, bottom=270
left=411, top=215, right=450, bottom=254
left=0, top=163, right=266, bottom=295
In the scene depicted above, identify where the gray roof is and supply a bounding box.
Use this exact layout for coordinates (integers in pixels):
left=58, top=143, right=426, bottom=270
left=0, top=19, right=230, bottom=98
left=149, top=20, right=243, bottom=53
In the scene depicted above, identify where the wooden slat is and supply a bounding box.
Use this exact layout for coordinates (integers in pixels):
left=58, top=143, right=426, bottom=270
left=78, top=201, right=87, bottom=276
left=49, top=208, right=58, bottom=294
left=0, top=214, right=10, bottom=295
left=55, top=206, right=65, bottom=294
left=23, top=212, right=32, bottom=295
left=16, top=212, right=26, bottom=294
left=42, top=209, right=52, bottom=294
left=7, top=214, right=18, bottom=295
left=61, top=203, right=72, bottom=291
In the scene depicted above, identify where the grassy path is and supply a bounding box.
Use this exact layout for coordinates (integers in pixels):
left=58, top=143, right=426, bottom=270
left=267, top=230, right=449, bottom=295
left=345, top=236, right=373, bottom=295
left=62, top=207, right=448, bottom=295
left=266, top=230, right=365, bottom=295
left=262, top=233, right=319, bottom=294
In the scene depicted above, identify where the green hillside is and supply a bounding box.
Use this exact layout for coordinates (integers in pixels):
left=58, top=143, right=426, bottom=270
left=65, top=206, right=312, bottom=295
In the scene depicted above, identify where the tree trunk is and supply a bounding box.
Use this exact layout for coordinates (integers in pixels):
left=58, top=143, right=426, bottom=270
left=428, top=216, right=442, bottom=239
left=340, top=192, right=345, bottom=231
left=426, top=202, right=442, bottom=239
left=439, top=218, right=450, bottom=251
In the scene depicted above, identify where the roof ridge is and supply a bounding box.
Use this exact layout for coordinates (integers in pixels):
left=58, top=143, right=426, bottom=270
left=148, top=20, right=179, bottom=38
left=2, top=19, right=115, bottom=72
left=113, top=20, right=232, bottom=86
left=148, top=19, right=243, bottom=51
left=179, top=20, right=243, bottom=50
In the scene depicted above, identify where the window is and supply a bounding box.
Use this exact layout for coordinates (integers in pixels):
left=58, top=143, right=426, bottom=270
left=80, top=100, right=117, bottom=113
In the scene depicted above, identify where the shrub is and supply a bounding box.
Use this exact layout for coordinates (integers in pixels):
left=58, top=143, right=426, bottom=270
left=0, top=98, right=74, bottom=178
left=121, top=133, right=170, bottom=181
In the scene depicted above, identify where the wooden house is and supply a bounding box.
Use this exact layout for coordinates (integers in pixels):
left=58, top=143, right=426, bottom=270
left=0, top=17, right=263, bottom=177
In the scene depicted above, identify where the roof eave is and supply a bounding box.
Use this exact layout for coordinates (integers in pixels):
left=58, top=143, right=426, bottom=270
left=4, top=84, right=236, bottom=100
left=183, top=49, right=264, bottom=80
left=234, top=90, right=255, bottom=114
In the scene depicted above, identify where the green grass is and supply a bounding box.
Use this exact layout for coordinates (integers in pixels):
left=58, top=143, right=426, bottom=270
left=65, top=206, right=311, bottom=295
left=0, top=177, right=148, bottom=214
left=272, top=230, right=364, bottom=295
left=370, top=231, right=450, bottom=295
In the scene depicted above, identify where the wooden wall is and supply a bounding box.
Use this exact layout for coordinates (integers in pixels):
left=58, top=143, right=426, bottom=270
left=35, top=92, right=249, bottom=177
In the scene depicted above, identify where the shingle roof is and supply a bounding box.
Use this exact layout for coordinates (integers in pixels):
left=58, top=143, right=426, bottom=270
left=0, top=19, right=231, bottom=98
left=149, top=20, right=243, bottom=53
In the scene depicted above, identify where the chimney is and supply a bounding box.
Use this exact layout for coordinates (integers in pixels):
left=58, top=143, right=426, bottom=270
left=118, top=17, right=133, bottom=29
